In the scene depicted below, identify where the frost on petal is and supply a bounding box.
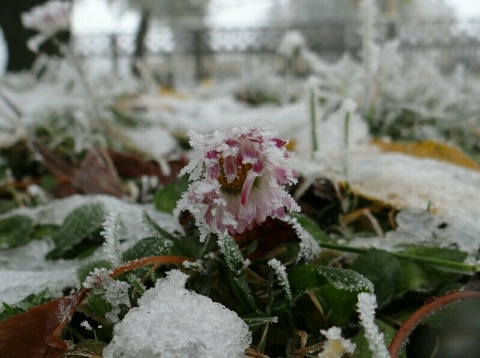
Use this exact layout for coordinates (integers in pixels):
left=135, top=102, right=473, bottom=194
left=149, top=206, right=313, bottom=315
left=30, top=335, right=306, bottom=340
left=22, top=0, right=70, bottom=36
left=103, top=270, right=252, bottom=358
left=319, top=326, right=356, bottom=358
left=356, top=292, right=390, bottom=358
left=175, top=122, right=300, bottom=239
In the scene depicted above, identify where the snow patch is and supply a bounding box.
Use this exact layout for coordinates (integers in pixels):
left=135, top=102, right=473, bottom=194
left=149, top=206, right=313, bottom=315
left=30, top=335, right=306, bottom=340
left=103, top=270, right=251, bottom=358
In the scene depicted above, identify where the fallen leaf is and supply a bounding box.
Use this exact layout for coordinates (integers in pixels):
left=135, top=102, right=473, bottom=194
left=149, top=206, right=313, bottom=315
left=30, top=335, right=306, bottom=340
left=0, top=289, right=88, bottom=358
left=372, top=139, right=480, bottom=171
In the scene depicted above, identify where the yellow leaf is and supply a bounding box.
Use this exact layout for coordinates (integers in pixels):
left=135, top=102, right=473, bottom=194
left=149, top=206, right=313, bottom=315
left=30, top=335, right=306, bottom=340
left=372, top=139, right=480, bottom=171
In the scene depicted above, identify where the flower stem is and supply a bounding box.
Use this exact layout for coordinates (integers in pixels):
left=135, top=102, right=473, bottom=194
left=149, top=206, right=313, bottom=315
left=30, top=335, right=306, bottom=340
left=309, top=88, right=319, bottom=159
left=388, top=290, right=480, bottom=357
left=319, top=242, right=478, bottom=273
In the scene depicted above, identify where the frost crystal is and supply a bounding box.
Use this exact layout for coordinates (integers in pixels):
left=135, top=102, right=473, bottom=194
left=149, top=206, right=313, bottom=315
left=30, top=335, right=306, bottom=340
left=287, top=216, right=322, bottom=262
left=102, top=277, right=131, bottom=323
left=175, top=122, right=300, bottom=241
left=319, top=326, right=356, bottom=358
left=356, top=292, right=389, bottom=358
left=103, top=270, right=252, bottom=358
left=80, top=320, right=92, bottom=331
left=268, top=258, right=292, bottom=301
left=21, top=0, right=70, bottom=52
left=82, top=267, right=110, bottom=289
left=101, top=211, right=123, bottom=267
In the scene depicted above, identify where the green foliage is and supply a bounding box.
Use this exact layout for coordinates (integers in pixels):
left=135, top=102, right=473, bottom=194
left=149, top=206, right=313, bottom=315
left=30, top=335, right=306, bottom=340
left=351, top=249, right=401, bottom=307
left=153, top=175, right=189, bottom=213
left=46, top=203, right=105, bottom=260
left=0, top=288, right=53, bottom=321
left=0, top=215, right=34, bottom=248
left=352, top=319, right=406, bottom=358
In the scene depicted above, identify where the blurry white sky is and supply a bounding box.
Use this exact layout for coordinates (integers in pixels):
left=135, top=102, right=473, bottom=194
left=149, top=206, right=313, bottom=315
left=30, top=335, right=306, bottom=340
left=72, top=0, right=480, bottom=34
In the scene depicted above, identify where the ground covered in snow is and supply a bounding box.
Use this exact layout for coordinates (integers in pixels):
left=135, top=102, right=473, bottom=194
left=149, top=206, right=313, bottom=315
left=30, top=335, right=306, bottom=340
left=1, top=6, right=480, bottom=356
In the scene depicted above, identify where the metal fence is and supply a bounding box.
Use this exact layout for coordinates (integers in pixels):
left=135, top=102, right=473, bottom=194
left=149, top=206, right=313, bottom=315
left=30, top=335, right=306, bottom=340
left=73, top=19, right=480, bottom=84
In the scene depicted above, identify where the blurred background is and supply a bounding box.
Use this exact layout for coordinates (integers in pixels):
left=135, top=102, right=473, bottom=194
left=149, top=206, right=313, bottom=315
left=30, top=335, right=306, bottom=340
left=1, top=0, right=480, bottom=85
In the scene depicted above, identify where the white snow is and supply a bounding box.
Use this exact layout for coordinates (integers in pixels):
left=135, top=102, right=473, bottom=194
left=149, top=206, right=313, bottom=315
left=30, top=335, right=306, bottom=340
left=103, top=270, right=251, bottom=358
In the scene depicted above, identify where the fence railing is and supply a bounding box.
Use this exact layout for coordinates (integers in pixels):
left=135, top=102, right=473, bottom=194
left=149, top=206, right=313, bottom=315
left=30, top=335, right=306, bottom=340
left=73, top=19, right=480, bottom=84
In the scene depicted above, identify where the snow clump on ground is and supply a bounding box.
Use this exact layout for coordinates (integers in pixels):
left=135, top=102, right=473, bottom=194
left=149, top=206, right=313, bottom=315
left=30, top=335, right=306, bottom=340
left=103, top=269, right=252, bottom=358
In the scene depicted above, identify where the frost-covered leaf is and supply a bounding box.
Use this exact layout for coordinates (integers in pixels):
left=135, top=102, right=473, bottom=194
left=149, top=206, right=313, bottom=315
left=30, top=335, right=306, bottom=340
left=292, top=212, right=330, bottom=244
left=76, top=260, right=113, bottom=285
left=0, top=215, right=34, bottom=249
left=351, top=250, right=401, bottom=307
left=351, top=319, right=404, bottom=358
left=317, top=266, right=374, bottom=293
left=64, top=340, right=107, bottom=357
left=122, top=236, right=173, bottom=262
left=47, top=203, right=105, bottom=260
left=153, top=175, right=189, bottom=213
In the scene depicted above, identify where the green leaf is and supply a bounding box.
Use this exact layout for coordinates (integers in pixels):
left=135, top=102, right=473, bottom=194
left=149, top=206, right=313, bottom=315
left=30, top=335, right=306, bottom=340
left=122, top=236, right=173, bottom=262
left=400, top=245, right=468, bottom=264
left=292, top=213, right=331, bottom=244
left=0, top=288, right=53, bottom=321
left=231, top=274, right=260, bottom=312
left=153, top=175, right=189, bottom=213
left=351, top=249, right=401, bottom=307
left=219, top=235, right=245, bottom=274
left=288, top=264, right=328, bottom=291
left=141, top=211, right=192, bottom=256
left=317, top=266, right=374, bottom=293
left=47, top=203, right=105, bottom=260
left=317, top=284, right=359, bottom=326
left=0, top=215, right=34, bottom=248
left=242, top=315, right=279, bottom=328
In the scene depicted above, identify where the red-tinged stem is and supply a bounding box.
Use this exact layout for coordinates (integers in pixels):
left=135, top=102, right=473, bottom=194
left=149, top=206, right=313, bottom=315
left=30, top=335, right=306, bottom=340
left=109, top=255, right=193, bottom=279
left=389, top=290, right=480, bottom=357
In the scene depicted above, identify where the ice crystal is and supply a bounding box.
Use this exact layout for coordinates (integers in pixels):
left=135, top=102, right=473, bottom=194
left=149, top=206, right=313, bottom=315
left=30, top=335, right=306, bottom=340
left=268, top=258, right=292, bottom=301
left=175, top=122, right=300, bottom=241
left=101, top=210, right=123, bottom=267
left=102, top=277, right=131, bottom=323
left=356, top=292, right=389, bottom=358
left=80, top=320, right=92, bottom=331
left=319, top=326, right=356, bottom=358
left=82, top=267, right=110, bottom=289
left=217, top=234, right=250, bottom=274
left=287, top=216, right=322, bottom=262
left=103, top=270, right=252, bottom=358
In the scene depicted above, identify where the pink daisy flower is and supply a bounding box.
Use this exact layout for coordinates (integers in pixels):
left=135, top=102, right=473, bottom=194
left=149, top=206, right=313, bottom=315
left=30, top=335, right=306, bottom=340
left=175, top=122, right=300, bottom=241
left=22, top=0, right=70, bottom=52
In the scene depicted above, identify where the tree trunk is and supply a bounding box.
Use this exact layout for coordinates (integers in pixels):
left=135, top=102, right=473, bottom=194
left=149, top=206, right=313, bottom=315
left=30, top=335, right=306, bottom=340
left=0, top=0, right=70, bottom=73
left=131, top=10, right=151, bottom=76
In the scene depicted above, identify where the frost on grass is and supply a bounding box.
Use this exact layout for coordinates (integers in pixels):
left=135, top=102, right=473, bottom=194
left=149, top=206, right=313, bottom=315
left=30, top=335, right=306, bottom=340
left=286, top=215, right=321, bottom=262
left=357, top=292, right=389, bottom=358
left=319, top=326, right=356, bottom=358
left=103, top=270, right=251, bottom=358
left=101, top=210, right=124, bottom=267
left=268, top=258, right=292, bottom=302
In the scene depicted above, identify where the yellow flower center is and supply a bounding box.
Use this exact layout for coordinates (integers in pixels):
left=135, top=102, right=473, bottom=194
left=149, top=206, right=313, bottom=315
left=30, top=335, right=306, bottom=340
left=217, top=158, right=252, bottom=192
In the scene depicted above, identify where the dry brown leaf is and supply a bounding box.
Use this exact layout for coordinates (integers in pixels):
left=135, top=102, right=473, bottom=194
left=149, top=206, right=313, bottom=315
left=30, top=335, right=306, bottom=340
left=0, top=289, right=88, bottom=358
left=372, top=139, right=480, bottom=171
